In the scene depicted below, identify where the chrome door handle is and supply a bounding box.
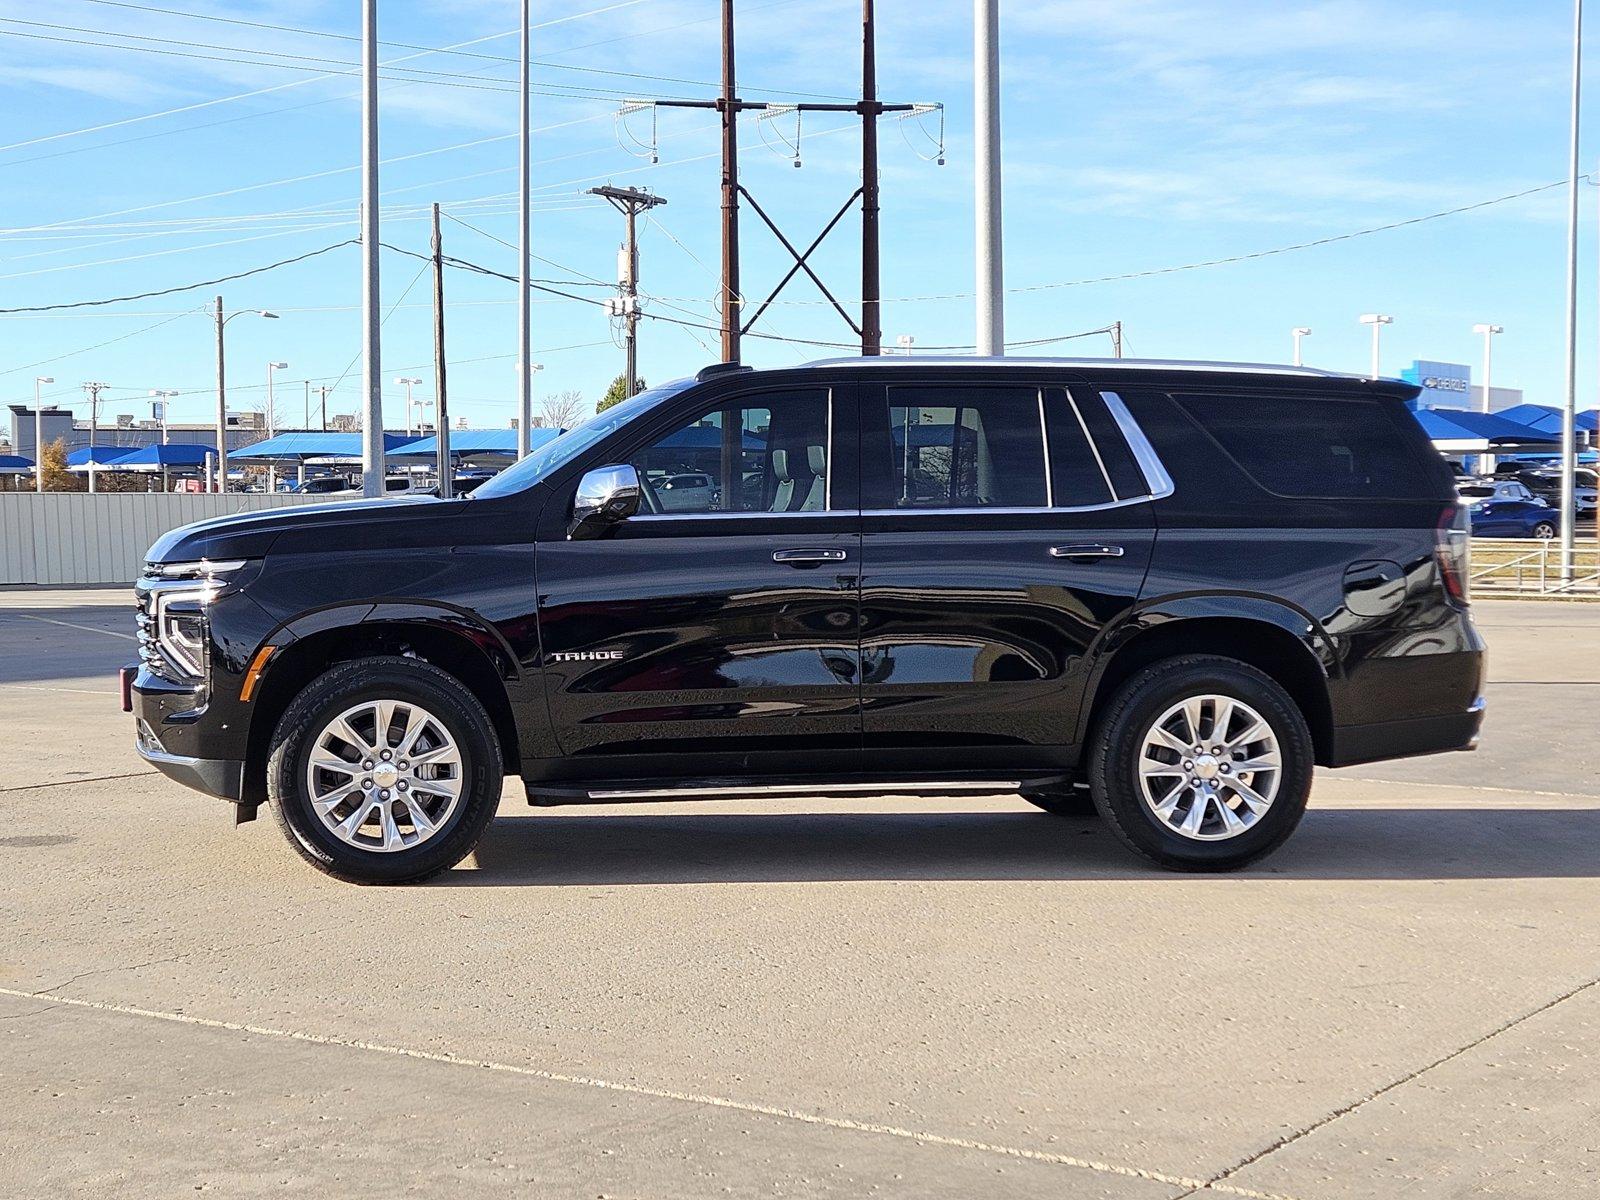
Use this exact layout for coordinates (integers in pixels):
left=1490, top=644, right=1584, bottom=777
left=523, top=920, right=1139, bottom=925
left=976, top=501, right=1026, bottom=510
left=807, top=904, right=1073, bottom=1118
left=1049, top=544, right=1125, bottom=560
left=773, top=548, right=848, bottom=564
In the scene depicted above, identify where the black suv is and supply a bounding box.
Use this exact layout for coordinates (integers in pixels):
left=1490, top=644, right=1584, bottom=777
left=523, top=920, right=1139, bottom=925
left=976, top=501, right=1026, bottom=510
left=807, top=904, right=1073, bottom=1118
left=126, top=358, right=1485, bottom=882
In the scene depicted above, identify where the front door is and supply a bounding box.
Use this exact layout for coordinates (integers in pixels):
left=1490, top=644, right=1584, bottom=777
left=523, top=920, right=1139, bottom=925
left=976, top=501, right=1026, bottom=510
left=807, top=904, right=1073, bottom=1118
left=534, top=383, right=862, bottom=776
left=856, top=377, right=1157, bottom=772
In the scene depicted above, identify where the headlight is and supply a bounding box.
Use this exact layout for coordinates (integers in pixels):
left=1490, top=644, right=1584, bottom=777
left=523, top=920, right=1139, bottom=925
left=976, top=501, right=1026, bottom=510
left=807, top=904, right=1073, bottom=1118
left=138, top=560, right=253, bottom=685
left=152, top=587, right=212, bottom=680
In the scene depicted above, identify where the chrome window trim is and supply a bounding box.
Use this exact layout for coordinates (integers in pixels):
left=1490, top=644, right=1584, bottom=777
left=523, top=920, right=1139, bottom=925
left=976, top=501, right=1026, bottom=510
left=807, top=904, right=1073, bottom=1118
left=1100, top=389, right=1176, bottom=501
left=1061, top=388, right=1119, bottom=503
left=1037, top=388, right=1054, bottom=508
left=860, top=494, right=1156, bottom=517
left=630, top=509, right=847, bottom=522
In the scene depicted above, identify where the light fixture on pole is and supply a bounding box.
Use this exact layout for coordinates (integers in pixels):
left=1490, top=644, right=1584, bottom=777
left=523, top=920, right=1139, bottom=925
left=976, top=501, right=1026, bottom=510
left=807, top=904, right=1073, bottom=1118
left=515, top=362, right=543, bottom=429
left=33, top=376, right=53, bottom=494
left=896, top=334, right=915, bottom=356
left=212, top=300, right=277, bottom=493
left=266, top=361, right=289, bottom=437
left=1358, top=313, right=1392, bottom=379
left=395, top=376, right=423, bottom=434
left=1291, top=327, right=1312, bottom=367
left=150, top=389, right=178, bottom=492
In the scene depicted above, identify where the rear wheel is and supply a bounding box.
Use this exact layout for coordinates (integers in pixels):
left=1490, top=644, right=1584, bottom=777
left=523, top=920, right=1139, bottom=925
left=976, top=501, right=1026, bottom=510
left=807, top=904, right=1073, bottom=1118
left=1532, top=520, right=1556, bottom=539
left=1088, top=655, right=1312, bottom=871
left=267, top=656, right=502, bottom=884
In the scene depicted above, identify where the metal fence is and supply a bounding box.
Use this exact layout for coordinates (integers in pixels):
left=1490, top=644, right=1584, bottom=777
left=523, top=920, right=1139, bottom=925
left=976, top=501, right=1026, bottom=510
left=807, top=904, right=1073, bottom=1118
left=1470, top=537, right=1600, bottom=597
left=0, top=493, right=322, bottom=586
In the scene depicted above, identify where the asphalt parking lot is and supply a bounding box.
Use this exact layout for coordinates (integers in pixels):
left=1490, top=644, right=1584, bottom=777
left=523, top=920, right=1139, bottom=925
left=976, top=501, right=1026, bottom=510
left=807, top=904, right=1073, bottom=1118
left=1, top=590, right=1597, bottom=1199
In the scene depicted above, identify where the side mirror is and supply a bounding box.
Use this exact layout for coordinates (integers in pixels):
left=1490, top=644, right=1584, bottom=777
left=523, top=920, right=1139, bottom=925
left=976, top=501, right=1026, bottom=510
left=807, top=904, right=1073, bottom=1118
left=569, top=463, right=640, bottom=539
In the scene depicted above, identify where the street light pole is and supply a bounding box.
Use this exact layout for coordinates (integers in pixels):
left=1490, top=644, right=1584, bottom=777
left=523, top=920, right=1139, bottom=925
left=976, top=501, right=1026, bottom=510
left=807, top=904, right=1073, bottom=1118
left=1472, top=324, right=1504, bottom=474
left=213, top=299, right=278, bottom=492
left=974, top=0, right=1004, bottom=356
left=1560, top=0, right=1583, bottom=577
left=150, top=389, right=177, bottom=492
left=360, top=0, right=384, bottom=497
left=1359, top=313, right=1393, bottom=379
left=33, top=376, right=53, bottom=494
left=517, top=0, right=533, bottom=459
left=395, top=377, right=422, bottom=434
left=266, top=361, right=288, bottom=437
left=1292, top=326, right=1311, bottom=367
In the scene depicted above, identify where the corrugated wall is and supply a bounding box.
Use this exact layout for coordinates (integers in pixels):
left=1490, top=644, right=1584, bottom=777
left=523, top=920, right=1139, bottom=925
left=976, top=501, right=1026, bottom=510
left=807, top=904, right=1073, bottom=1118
left=0, top=494, right=324, bottom=586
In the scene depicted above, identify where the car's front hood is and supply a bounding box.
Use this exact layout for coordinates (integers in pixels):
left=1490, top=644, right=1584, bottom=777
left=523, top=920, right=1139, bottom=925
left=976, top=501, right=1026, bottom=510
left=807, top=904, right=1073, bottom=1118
left=145, top=495, right=441, bottom=566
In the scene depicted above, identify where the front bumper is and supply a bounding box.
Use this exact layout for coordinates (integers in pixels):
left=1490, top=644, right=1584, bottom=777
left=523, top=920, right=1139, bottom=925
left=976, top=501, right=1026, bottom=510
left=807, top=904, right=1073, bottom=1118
left=135, top=727, right=245, bottom=802
left=126, top=662, right=245, bottom=805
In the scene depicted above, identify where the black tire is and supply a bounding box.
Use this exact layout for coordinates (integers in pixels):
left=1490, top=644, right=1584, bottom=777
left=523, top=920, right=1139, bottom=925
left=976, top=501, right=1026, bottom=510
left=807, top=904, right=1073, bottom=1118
left=1087, top=655, right=1312, bottom=872
left=1019, top=784, right=1098, bottom=818
left=267, top=656, right=503, bottom=884
left=1532, top=521, right=1556, bottom=540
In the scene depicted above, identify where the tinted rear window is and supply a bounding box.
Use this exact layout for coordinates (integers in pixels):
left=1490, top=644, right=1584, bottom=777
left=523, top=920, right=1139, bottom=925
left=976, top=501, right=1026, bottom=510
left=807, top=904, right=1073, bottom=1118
left=1172, top=392, right=1440, bottom=499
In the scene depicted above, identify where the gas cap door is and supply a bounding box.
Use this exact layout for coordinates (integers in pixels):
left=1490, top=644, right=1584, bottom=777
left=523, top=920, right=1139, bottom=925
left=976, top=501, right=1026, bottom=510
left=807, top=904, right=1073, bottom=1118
left=1342, top=559, right=1407, bottom=617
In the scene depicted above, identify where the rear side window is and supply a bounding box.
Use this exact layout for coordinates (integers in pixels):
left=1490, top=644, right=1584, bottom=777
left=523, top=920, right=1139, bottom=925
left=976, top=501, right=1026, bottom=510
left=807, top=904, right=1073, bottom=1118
left=1172, top=392, right=1439, bottom=499
left=870, top=386, right=1047, bottom=509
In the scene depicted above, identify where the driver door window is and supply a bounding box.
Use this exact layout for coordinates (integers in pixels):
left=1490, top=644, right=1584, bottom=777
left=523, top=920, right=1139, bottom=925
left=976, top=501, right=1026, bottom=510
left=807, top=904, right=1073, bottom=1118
left=631, top=390, right=831, bottom=514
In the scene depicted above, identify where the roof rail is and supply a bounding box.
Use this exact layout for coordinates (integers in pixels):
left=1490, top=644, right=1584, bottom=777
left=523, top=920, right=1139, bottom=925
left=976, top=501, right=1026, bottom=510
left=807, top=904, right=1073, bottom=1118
left=696, top=361, right=752, bottom=382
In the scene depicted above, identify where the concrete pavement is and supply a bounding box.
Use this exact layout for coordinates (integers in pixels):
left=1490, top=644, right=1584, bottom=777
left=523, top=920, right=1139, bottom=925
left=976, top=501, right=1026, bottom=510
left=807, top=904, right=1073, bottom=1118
left=1, top=590, right=1596, bottom=1198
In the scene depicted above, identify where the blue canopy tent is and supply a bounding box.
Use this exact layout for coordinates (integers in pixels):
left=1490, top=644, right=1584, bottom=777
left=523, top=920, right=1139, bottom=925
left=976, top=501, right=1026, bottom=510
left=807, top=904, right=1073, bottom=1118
left=389, top=427, right=562, bottom=463
left=229, top=432, right=422, bottom=464
left=108, top=443, right=217, bottom=470
left=65, top=445, right=138, bottom=470
left=1413, top=409, right=1547, bottom=444
left=1495, top=403, right=1600, bottom=437
left=0, top=454, right=33, bottom=474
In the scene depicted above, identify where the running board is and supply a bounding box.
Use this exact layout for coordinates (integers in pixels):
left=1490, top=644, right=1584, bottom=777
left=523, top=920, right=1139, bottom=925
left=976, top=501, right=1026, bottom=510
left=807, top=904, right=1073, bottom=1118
left=525, top=778, right=1028, bottom=807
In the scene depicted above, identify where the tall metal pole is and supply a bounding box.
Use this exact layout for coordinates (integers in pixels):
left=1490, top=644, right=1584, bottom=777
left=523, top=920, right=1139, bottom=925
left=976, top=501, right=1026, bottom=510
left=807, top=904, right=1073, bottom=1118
left=624, top=202, right=640, bottom=395
left=434, top=202, right=452, bottom=499
left=517, top=0, right=533, bottom=458
left=1110, top=320, right=1123, bottom=359
left=214, top=295, right=226, bottom=493
left=33, top=376, right=51, bottom=494
left=720, top=0, right=741, bottom=362
left=974, top=0, right=1004, bottom=356
left=1561, top=0, right=1583, bottom=576
left=360, top=0, right=384, bottom=498
left=860, top=0, right=882, bottom=356
left=1474, top=323, right=1503, bottom=473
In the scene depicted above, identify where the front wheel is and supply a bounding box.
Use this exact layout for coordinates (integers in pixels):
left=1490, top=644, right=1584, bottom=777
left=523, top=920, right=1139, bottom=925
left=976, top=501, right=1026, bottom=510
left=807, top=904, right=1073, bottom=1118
left=267, top=656, right=503, bottom=884
left=1088, top=655, right=1312, bottom=871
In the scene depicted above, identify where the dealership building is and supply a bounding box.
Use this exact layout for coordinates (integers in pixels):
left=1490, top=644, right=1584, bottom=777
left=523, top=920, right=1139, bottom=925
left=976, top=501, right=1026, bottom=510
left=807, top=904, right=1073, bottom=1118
left=1398, top=359, right=1524, bottom=413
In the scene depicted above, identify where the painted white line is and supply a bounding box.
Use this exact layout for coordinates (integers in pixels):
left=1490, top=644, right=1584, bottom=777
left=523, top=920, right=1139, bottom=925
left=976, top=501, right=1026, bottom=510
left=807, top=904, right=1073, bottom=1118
left=1321, top=775, right=1600, bottom=802
left=14, top=614, right=135, bottom=641
left=0, top=984, right=1299, bottom=1200
left=1, top=684, right=116, bottom=696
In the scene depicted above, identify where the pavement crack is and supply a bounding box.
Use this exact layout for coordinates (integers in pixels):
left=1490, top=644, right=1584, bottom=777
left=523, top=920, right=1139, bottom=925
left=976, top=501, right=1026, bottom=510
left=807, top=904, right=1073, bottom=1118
left=0, top=770, right=157, bottom=795
left=1177, top=970, right=1600, bottom=1198
left=30, top=928, right=330, bottom=998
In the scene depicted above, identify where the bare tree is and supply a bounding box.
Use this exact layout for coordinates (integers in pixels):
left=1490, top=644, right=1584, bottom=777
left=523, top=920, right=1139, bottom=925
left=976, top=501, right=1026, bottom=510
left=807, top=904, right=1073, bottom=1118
left=541, top=389, right=586, bottom=430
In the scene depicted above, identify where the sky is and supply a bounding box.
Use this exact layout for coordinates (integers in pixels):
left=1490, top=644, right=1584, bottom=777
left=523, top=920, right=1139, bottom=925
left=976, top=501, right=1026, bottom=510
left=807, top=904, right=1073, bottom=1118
left=1, top=0, right=1596, bottom=436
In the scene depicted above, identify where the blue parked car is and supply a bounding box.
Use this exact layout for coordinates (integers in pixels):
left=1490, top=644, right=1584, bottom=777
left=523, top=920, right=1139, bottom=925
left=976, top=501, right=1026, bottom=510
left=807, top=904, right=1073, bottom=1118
left=1464, top=496, right=1559, bottom=539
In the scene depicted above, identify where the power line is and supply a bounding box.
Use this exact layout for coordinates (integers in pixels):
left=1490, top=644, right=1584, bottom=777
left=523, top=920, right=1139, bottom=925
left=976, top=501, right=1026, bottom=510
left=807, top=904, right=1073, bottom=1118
left=69, top=0, right=856, bottom=102
left=0, top=239, right=357, bottom=313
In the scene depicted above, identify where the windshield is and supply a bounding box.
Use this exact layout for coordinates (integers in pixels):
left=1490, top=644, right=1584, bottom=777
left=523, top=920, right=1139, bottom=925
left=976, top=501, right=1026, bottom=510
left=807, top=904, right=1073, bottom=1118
left=469, top=377, right=697, bottom=500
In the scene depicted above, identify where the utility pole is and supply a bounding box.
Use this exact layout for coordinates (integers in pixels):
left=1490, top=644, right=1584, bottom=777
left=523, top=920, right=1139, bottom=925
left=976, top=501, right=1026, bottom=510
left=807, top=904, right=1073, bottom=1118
left=517, top=0, right=533, bottom=459
left=719, top=0, right=740, bottom=362
left=975, top=0, right=1004, bottom=355
left=360, top=0, right=383, bottom=497
left=1110, top=321, right=1123, bottom=359
left=315, top=385, right=333, bottom=432
left=646, top=0, right=928, bottom=360
left=860, top=0, right=881, bottom=355
left=82, top=381, right=107, bottom=493
left=433, top=202, right=452, bottom=498
left=589, top=186, right=667, bottom=397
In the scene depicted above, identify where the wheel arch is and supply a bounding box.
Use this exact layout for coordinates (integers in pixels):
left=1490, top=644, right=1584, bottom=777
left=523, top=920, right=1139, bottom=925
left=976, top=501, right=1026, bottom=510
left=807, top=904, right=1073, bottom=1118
left=242, top=607, right=521, bottom=804
left=1080, top=603, right=1336, bottom=765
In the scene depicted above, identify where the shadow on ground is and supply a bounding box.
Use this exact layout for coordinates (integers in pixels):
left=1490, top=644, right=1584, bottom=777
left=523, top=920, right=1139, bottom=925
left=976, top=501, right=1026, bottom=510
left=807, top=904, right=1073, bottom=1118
left=454, top=805, right=1600, bottom=886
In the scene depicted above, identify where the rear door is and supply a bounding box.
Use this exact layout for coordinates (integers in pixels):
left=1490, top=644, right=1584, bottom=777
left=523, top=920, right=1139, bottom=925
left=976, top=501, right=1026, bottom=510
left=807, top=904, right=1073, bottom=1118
left=856, top=374, right=1160, bottom=771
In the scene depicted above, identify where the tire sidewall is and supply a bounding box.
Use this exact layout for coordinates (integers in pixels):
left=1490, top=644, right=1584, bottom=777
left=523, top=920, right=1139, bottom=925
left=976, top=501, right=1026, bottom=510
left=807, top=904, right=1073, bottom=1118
left=268, top=658, right=501, bottom=884
left=1090, top=658, right=1312, bottom=870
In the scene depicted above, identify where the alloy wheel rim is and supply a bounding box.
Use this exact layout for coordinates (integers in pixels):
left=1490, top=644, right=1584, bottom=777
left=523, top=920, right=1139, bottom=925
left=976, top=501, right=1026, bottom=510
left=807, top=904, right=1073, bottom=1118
left=1137, top=693, right=1281, bottom=842
left=305, top=699, right=464, bottom=853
